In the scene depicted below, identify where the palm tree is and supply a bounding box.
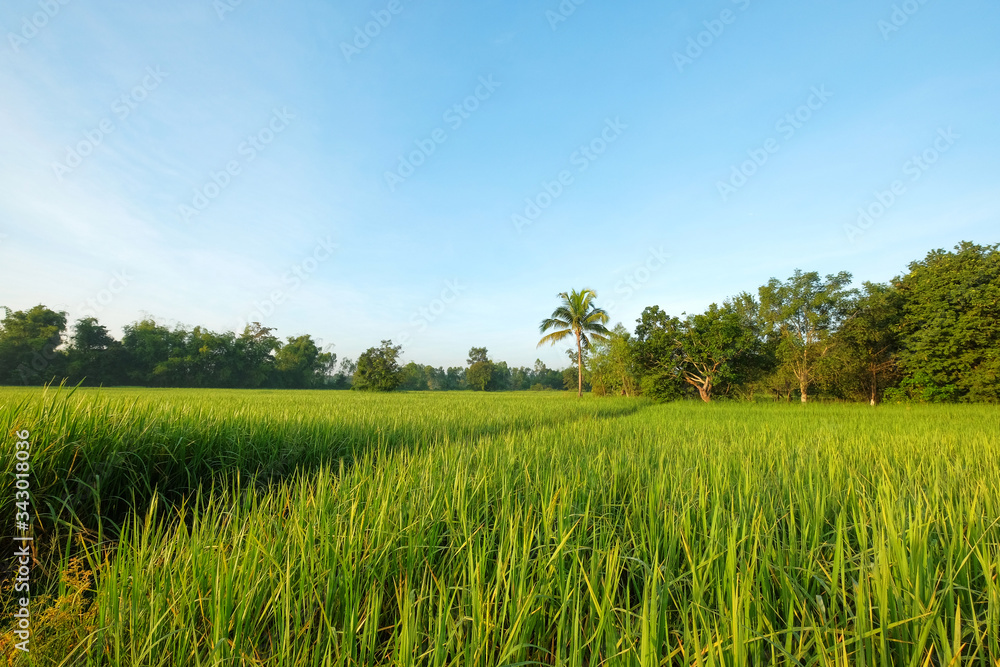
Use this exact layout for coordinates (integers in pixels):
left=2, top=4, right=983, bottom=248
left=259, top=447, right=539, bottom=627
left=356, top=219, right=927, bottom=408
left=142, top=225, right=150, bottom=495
left=538, top=288, right=610, bottom=396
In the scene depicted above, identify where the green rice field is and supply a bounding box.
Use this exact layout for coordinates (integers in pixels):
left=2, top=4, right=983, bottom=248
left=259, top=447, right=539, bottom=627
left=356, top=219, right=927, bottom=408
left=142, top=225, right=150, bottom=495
left=1, top=387, right=999, bottom=666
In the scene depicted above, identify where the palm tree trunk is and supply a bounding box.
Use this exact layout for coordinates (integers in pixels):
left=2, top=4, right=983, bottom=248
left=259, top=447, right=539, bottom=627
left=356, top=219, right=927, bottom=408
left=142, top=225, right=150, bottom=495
left=576, top=331, right=583, bottom=397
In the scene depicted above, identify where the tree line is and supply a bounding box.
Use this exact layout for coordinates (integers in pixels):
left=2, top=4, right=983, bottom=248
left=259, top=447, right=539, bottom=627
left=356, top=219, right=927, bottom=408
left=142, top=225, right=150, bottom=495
left=0, top=312, right=577, bottom=392
left=580, top=241, right=999, bottom=403
left=1, top=241, right=996, bottom=402
left=349, top=341, right=576, bottom=393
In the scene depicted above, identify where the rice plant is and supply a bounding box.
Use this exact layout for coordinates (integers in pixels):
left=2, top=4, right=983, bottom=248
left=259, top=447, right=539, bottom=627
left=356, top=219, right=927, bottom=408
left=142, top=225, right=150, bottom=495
left=1, top=388, right=998, bottom=665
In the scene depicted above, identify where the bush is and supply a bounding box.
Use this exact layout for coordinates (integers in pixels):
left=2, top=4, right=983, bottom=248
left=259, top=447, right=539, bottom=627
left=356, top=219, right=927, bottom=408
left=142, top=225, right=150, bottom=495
left=352, top=340, right=403, bottom=392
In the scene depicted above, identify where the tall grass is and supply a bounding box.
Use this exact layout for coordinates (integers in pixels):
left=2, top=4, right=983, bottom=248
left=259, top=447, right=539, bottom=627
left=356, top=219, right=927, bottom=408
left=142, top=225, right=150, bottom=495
left=1, top=389, right=998, bottom=665
left=0, top=386, right=645, bottom=539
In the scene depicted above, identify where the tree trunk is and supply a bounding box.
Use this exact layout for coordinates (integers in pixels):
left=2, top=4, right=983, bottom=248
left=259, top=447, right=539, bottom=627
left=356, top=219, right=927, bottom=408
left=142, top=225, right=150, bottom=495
left=800, top=348, right=809, bottom=403
left=698, top=385, right=711, bottom=403
left=576, top=332, right=583, bottom=397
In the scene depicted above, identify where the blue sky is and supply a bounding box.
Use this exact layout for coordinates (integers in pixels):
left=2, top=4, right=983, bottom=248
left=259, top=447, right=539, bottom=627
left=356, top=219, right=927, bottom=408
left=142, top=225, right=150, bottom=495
left=1, top=0, right=997, bottom=369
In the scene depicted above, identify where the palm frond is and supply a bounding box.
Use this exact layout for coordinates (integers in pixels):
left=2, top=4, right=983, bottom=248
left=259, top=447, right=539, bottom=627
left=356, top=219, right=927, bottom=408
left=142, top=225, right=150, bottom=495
left=538, top=288, right=610, bottom=354
left=580, top=330, right=610, bottom=349
left=539, top=317, right=571, bottom=334
left=537, top=329, right=573, bottom=348
left=583, top=308, right=610, bottom=326
left=548, top=306, right=573, bottom=321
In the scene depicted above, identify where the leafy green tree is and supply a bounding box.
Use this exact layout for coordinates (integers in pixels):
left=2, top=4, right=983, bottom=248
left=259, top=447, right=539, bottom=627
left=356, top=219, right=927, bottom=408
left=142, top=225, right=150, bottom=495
left=562, top=366, right=587, bottom=392
left=353, top=340, right=403, bottom=392
left=189, top=327, right=239, bottom=387
left=758, top=270, right=856, bottom=402
left=521, top=360, right=556, bottom=390
left=509, top=366, right=530, bottom=391
left=632, top=306, right=687, bottom=401
left=117, top=320, right=285, bottom=389
left=674, top=302, right=761, bottom=402
left=330, top=357, right=356, bottom=389
left=426, top=366, right=447, bottom=391
left=538, top=289, right=610, bottom=396
left=234, top=323, right=280, bottom=388
left=70, top=317, right=116, bottom=351
left=0, top=305, right=69, bottom=385
left=491, top=360, right=512, bottom=391
left=466, top=347, right=495, bottom=391
left=720, top=292, right=776, bottom=400
left=532, top=359, right=564, bottom=390
left=588, top=324, right=640, bottom=397
left=150, top=327, right=246, bottom=388
left=66, top=317, right=126, bottom=385
left=764, top=359, right=802, bottom=403
left=892, top=242, right=1000, bottom=402
left=121, top=319, right=188, bottom=386
left=826, top=282, right=903, bottom=404
left=271, top=335, right=335, bottom=388
left=398, top=362, right=430, bottom=391
left=444, top=366, right=465, bottom=390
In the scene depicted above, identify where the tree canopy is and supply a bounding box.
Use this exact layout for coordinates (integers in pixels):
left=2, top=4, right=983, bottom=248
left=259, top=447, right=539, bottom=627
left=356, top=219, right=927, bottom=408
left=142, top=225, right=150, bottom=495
left=758, top=270, right=856, bottom=402
left=891, top=242, right=1000, bottom=402
left=353, top=340, right=404, bottom=392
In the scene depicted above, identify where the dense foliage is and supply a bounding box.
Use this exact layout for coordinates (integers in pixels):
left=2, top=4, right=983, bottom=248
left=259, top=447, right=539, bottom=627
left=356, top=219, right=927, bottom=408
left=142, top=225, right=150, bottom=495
left=1, top=240, right=997, bottom=402
left=352, top=340, right=404, bottom=392
left=588, top=241, right=999, bottom=403
left=891, top=241, right=1000, bottom=402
